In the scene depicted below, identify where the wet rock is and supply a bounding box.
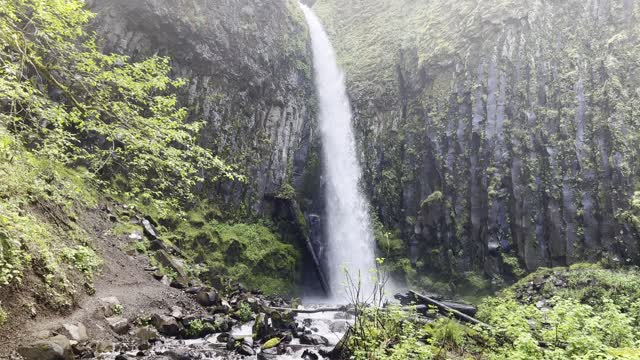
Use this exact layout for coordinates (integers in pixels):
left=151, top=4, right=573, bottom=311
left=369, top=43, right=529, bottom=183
left=115, top=354, right=129, bottom=360
left=141, top=219, right=157, bottom=240
left=196, top=289, right=219, bottom=307
left=61, top=322, right=88, bottom=342
left=18, top=335, right=73, bottom=360
left=253, top=313, right=273, bottom=340
left=151, top=313, right=181, bottom=336
left=302, top=349, right=320, bottom=360
left=238, top=337, right=255, bottom=355
left=213, top=314, right=234, bottom=332
left=258, top=347, right=278, bottom=359
left=106, top=316, right=130, bottom=335
left=300, top=334, right=329, bottom=346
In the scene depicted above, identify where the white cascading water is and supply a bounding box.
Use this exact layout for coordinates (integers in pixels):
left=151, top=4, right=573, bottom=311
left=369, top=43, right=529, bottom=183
left=300, top=4, right=377, bottom=300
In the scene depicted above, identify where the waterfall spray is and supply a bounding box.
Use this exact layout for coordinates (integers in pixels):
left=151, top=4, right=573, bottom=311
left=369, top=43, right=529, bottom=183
left=300, top=4, right=378, bottom=300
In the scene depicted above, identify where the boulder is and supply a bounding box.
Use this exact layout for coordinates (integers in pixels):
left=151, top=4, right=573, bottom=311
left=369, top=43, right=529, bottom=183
left=149, top=239, right=166, bottom=251
left=98, top=296, right=121, bottom=317
left=133, top=326, right=159, bottom=345
left=170, top=306, right=183, bottom=319
left=195, top=289, right=219, bottom=307
left=300, top=334, right=329, bottom=346
left=61, top=322, right=88, bottom=342
left=301, top=349, right=320, bottom=360
left=94, top=341, right=114, bottom=353
left=238, top=337, right=255, bottom=355
left=252, top=313, right=272, bottom=340
left=106, top=317, right=130, bottom=335
left=141, top=219, right=157, bottom=240
left=258, top=347, right=279, bottom=360
left=18, top=335, right=73, bottom=360
left=151, top=313, right=181, bottom=336
left=154, top=250, right=188, bottom=279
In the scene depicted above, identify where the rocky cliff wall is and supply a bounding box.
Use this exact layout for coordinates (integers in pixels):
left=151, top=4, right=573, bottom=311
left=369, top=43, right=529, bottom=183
left=90, top=0, right=317, bottom=214
left=315, top=0, right=640, bottom=278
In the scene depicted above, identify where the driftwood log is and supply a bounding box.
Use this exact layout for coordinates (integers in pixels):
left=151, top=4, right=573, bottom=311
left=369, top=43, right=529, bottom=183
left=408, top=290, right=490, bottom=328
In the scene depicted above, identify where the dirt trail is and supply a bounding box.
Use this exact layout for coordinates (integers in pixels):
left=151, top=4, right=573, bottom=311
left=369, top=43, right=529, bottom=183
left=0, top=206, right=204, bottom=357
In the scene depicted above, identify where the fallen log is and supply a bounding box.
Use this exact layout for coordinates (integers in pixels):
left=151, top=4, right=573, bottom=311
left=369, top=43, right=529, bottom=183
left=408, top=290, right=490, bottom=328
left=440, top=301, right=477, bottom=317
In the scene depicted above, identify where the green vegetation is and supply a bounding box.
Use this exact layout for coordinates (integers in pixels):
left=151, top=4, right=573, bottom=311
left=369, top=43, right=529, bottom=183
left=344, top=265, right=640, bottom=359
left=0, top=0, right=245, bottom=315
left=186, top=319, right=215, bottom=338
left=236, top=302, right=253, bottom=323
left=167, top=207, right=300, bottom=294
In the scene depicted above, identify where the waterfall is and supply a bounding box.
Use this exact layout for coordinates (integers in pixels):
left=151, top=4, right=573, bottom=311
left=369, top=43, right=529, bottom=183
left=300, top=4, right=377, bottom=300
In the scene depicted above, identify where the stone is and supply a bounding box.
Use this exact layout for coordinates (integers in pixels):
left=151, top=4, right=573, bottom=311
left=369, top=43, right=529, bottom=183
left=151, top=313, right=181, bottom=336
left=170, top=306, right=183, bottom=319
left=99, top=296, right=121, bottom=317
left=258, top=347, right=278, bottom=360
left=133, top=326, right=159, bottom=345
left=170, top=278, right=188, bottom=289
left=185, top=286, right=205, bottom=294
left=301, top=349, right=320, bottom=360
left=115, top=354, right=129, bottom=360
left=252, top=313, right=272, bottom=340
left=141, top=218, right=157, bottom=240
left=195, top=289, right=219, bottom=307
left=239, top=344, right=255, bottom=355
left=329, top=320, right=349, bottom=333
left=160, top=276, right=172, bottom=287
left=154, top=250, right=188, bottom=279
left=61, top=322, right=88, bottom=342
left=149, top=239, right=166, bottom=251
left=128, top=232, right=143, bottom=241
left=242, top=336, right=254, bottom=347
left=18, top=335, right=73, bottom=360
left=300, top=334, right=329, bottom=346
left=106, top=316, right=130, bottom=335
left=94, top=341, right=114, bottom=353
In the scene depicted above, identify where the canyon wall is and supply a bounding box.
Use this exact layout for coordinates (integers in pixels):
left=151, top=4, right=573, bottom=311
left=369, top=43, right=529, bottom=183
left=315, top=0, right=640, bottom=278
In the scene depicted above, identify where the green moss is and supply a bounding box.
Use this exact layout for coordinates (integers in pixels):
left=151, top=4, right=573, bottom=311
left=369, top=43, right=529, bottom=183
left=175, top=221, right=299, bottom=295
left=420, top=191, right=443, bottom=209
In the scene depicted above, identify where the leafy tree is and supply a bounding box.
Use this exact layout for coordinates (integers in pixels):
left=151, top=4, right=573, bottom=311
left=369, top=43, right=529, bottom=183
left=0, top=0, right=241, bottom=210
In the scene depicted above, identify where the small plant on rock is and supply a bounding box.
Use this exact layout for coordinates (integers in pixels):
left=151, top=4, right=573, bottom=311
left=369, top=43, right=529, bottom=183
left=237, top=302, right=253, bottom=323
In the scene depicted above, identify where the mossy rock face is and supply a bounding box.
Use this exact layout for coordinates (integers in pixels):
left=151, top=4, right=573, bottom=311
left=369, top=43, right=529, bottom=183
left=175, top=220, right=299, bottom=295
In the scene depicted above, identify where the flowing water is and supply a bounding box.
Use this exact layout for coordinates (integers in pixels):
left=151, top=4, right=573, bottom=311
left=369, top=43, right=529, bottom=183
left=300, top=4, right=378, bottom=301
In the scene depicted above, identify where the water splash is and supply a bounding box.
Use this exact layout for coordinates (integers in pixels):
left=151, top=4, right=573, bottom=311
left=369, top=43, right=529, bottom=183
left=300, top=4, right=377, bottom=301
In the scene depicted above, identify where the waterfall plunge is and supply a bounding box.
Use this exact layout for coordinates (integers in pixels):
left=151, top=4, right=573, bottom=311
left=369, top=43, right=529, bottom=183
left=300, top=4, right=377, bottom=300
